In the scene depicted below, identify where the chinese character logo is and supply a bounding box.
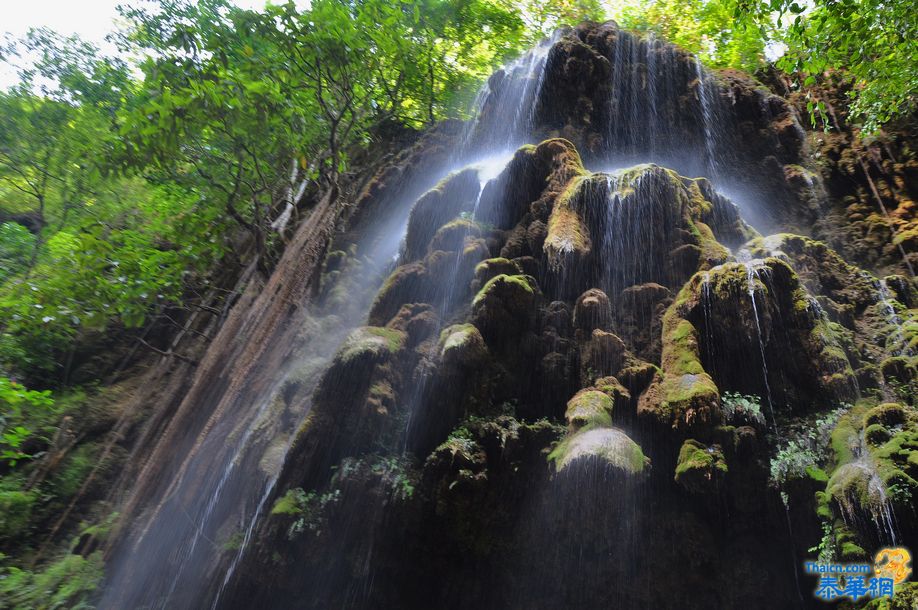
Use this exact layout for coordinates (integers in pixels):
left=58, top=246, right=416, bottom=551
left=875, top=547, right=912, bottom=585
left=808, top=547, right=911, bottom=602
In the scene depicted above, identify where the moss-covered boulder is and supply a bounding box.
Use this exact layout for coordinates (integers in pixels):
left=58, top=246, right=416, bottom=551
left=544, top=176, right=593, bottom=270
left=472, top=257, right=522, bottom=293
left=549, top=427, right=649, bottom=476
left=745, top=233, right=876, bottom=309
left=439, top=324, right=489, bottom=369
left=368, top=263, right=430, bottom=326
left=385, top=303, right=439, bottom=347
left=334, top=326, right=406, bottom=368
left=824, top=404, right=918, bottom=547
left=404, top=169, right=481, bottom=261
left=471, top=274, right=539, bottom=342
left=638, top=298, right=721, bottom=434
left=428, top=219, right=483, bottom=254
left=564, top=389, right=615, bottom=431
left=581, top=329, right=626, bottom=380
left=573, top=288, right=612, bottom=334
left=674, top=439, right=728, bottom=494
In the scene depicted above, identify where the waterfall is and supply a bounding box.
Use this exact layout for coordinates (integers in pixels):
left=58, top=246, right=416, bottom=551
left=835, top=430, right=900, bottom=546
left=97, top=23, right=864, bottom=610
left=743, top=259, right=778, bottom=429
left=694, top=57, right=720, bottom=179
left=466, top=31, right=561, bottom=152
left=877, top=278, right=913, bottom=358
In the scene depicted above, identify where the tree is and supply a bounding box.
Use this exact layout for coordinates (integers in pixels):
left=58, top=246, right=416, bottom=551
left=615, top=0, right=767, bottom=71
left=728, top=0, right=918, bottom=131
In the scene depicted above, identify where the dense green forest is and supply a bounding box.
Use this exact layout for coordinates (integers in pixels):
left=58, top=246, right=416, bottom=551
left=0, top=0, right=915, bottom=607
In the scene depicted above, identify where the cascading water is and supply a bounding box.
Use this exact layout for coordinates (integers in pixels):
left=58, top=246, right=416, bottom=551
left=694, top=57, right=721, bottom=179
left=876, top=278, right=914, bottom=358
left=743, top=258, right=778, bottom=427
left=834, top=429, right=900, bottom=545
left=465, top=31, right=561, bottom=153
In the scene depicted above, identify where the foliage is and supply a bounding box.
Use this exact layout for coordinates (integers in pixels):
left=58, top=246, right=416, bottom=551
left=271, top=487, right=341, bottom=540
left=728, top=0, right=918, bottom=131
left=0, top=551, right=104, bottom=610
left=615, top=0, right=767, bottom=70
left=0, top=224, right=34, bottom=283
left=0, top=31, right=219, bottom=378
left=770, top=405, right=850, bottom=488
left=770, top=437, right=819, bottom=488
left=0, top=489, right=36, bottom=542
left=0, top=378, right=55, bottom=466
left=722, top=392, right=765, bottom=427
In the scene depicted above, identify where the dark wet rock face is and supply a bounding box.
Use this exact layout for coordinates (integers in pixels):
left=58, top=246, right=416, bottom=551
left=217, top=21, right=918, bottom=610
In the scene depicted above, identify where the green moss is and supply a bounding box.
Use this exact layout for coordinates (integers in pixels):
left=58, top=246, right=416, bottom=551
left=815, top=491, right=833, bottom=520
left=674, top=439, right=728, bottom=493
left=639, top=281, right=721, bottom=430
left=862, top=582, right=918, bottom=609
left=471, top=274, right=535, bottom=307
left=864, top=423, right=892, bottom=445
left=824, top=403, right=918, bottom=546
left=473, top=257, right=521, bottom=288
left=438, top=323, right=488, bottom=367
left=834, top=525, right=866, bottom=561
left=337, top=326, right=406, bottom=365
left=428, top=218, right=482, bottom=253
left=690, top=219, right=731, bottom=267
left=806, top=465, right=829, bottom=483
left=594, top=376, right=631, bottom=402
left=272, top=488, right=308, bottom=516
left=365, top=327, right=406, bottom=352
left=369, top=381, right=394, bottom=401
left=565, top=390, right=615, bottom=431
left=549, top=427, right=649, bottom=475
left=829, top=412, right=859, bottom=465
left=543, top=176, right=592, bottom=267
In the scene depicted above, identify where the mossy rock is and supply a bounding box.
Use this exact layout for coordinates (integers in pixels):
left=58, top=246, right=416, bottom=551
left=674, top=439, right=728, bottom=494
left=639, top=290, right=721, bottom=432
left=564, top=389, right=615, bottom=431
left=880, top=356, right=916, bottom=386
left=826, top=405, right=918, bottom=544
left=549, top=427, right=649, bottom=476
left=865, top=423, right=892, bottom=446
left=439, top=324, right=489, bottom=369
left=862, top=582, right=918, bottom=609
left=471, top=274, right=539, bottom=341
left=834, top=524, right=867, bottom=561
left=368, top=263, right=429, bottom=326
left=573, top=288, right=612, bottom=333
left=543, top=176, right=592, bottom=269
left=582, top=329, right=626, bottom=380
left=745, top=233, right=875, bottom=308
left=404, top=169, right=481, bottom=260
left=336, top=326, right=406, bottom=367
left=594, top=375, right=631, bottom=403
left=385, top=303, right=439, bottom=346
left=473, top=257, right=522, bottom=291
left=428, top=218, right=483, bottom=254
